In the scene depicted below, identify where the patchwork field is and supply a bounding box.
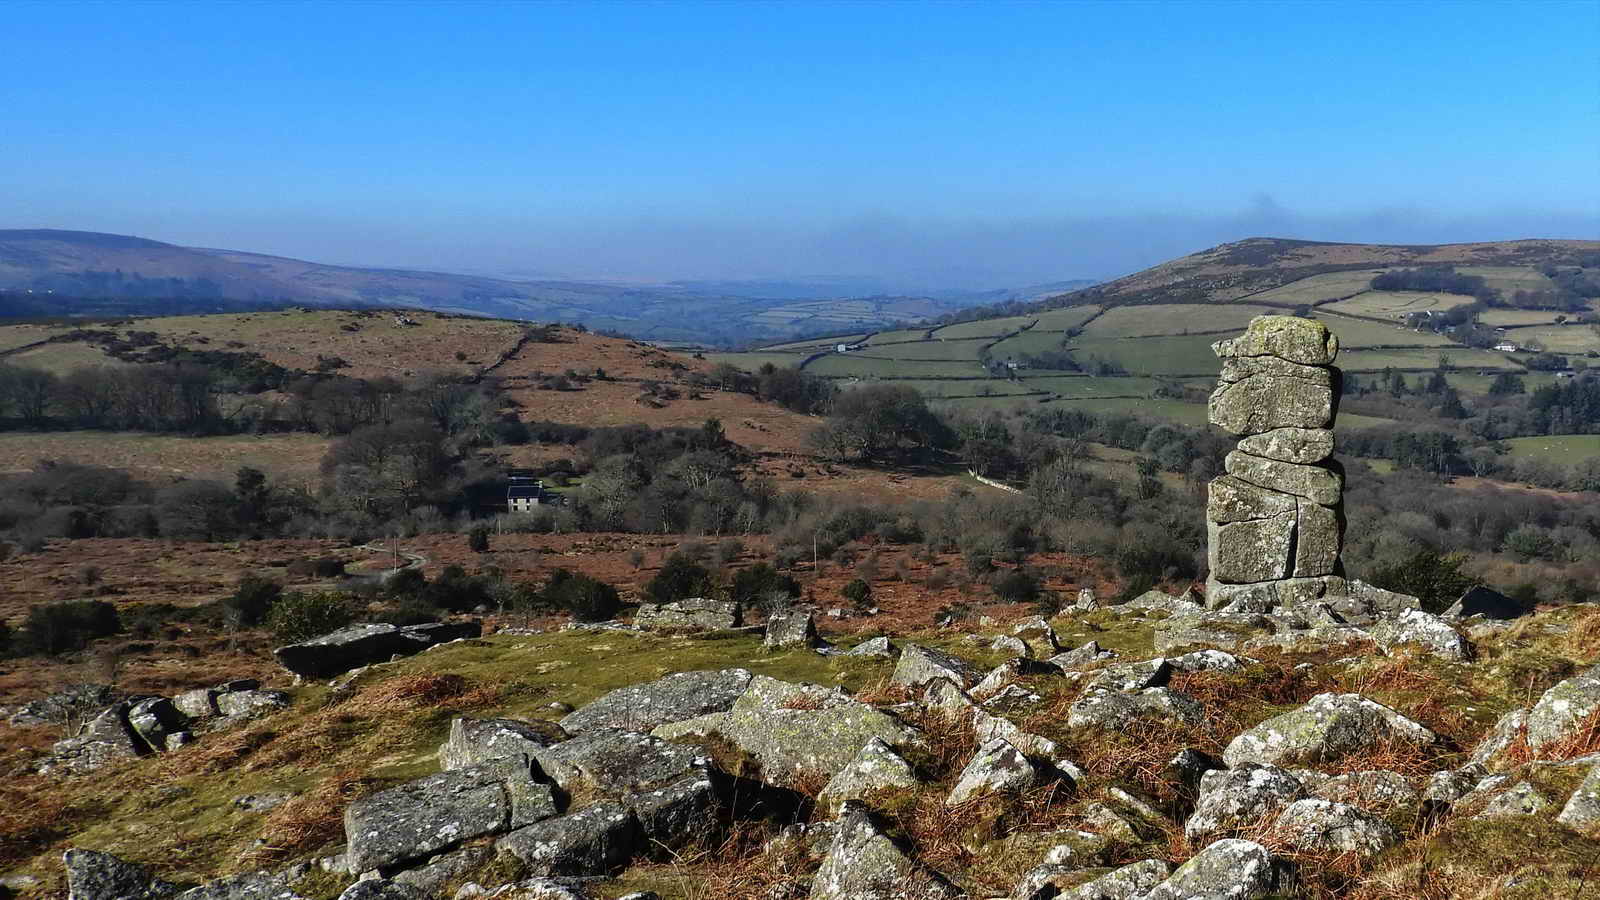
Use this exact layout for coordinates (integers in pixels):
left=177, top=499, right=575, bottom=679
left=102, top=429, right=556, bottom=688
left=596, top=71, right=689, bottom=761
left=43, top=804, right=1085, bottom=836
left=1480, top=309, right=1567, bottom=327
left=1243, top=269, right=1387, bottom=305
left=1337, top=347, right=1519, bottom=372
left=1078, top=303, right=1276, bottom=338
left=1311, top=313, right=1457, bottom=347
left=4, top=341, right=134, bottom=375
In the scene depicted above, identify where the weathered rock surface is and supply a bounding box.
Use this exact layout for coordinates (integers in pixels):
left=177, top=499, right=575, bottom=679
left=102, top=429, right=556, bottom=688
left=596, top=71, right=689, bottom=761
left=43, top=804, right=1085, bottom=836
left=1557, top=761, right=1600, bottom=831
left=43, top=701, right=146, bottom=776
left=624, top=770, right=721, bottom=851
left=1213, top=315, right=1340, bottom=366
left=633, top=598, right=740, bottom=631
left=8, top=683, right=120, bottom=727
left=559, top=668, right=753, bottom=734
left=1273, top=799, right=1397, bottom=856
left=496, top=801, right=638, bottom=876
left=440, top=717, right=568, bottom=771
left=1224, top=692, right=1440, bottom=768
left=1185, top=764, right=1306, bottom=841
left=1476, top=781, right=1552, bottom=819
left=344, top=758, right=557, bottom=872
left=764, top=610, right=820, bottom=649
left=1205, top=576, right=1348, bottom=614
left=1224, top=451, right=1341, bottom=506
left=946, top=737, right=1037, bottom=805
left=1085, top=658, right=1171, bottom=693
left=816, top=737, right=920, bottom=811
left=1237, top=426, right=1335, bottom=464
left=846, top=636, right=898, bottom=658
left=336, top=881, right=427, bottom=900
left=1068, top=688, right=1203, bottom=730
left=1208, top=514, right=1295, bottom=583
left=1153, top=610, right=1269, bottom=653
left=1371, top=609, right=1474, bottom=660
left=1344, top=579, right=1422, bottom=617
left=530, top=729, right=706, bottom=798
left=655, top=676, right=918, bottom=785
left=1527, top=664, right=1600, bottom=751
left=1049, top=640, right=1114, bottom=669
left=1141, top=838, right=1282, bottom=900
left=1210, top=357, right=1334, bottom=435
left=1310, top=769, right=1419, bottom=811
left=275, top=622, right=481, bottom=679
left=1031, top=858, right=1170, bottom=900
left=176, top=871, right=307, bottom=900
left=891, top=644, right=982, bottom=689
left=808, top=803, right=957, bottom=900
left=63, top=849, right=179, bottom=900
left=214, top=690, right=291, bottom=719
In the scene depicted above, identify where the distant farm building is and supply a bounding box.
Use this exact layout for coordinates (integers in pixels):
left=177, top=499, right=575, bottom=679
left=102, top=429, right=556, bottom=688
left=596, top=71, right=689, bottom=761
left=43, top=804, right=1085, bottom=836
left=1494, top=342, right=1520, bottom=352
left=834, top=341, right=865, bottom=353
left=506, top=469, right=559, bottom=511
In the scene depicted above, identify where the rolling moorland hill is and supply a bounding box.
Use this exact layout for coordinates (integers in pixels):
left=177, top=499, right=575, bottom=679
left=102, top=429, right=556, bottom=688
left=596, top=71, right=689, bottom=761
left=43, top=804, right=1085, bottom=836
left=708, top=237, right=1600, bottom=428
left=0, top=230, right=1026, bottom=345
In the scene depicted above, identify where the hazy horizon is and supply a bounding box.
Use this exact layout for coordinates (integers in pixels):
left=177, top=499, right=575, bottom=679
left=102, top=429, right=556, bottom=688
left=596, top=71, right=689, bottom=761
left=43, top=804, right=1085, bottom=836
left=6, top=0, right=1596, bottom=291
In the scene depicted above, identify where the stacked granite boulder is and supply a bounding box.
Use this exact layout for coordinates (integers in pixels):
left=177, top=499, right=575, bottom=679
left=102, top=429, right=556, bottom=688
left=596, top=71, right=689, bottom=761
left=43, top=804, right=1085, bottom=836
left=1206, top=316, right=1347, bottom=611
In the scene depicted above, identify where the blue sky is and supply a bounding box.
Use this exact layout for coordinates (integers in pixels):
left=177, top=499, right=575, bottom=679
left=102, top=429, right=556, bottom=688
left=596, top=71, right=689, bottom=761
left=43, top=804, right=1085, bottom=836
left=4, top=0, right=1597, bottom=287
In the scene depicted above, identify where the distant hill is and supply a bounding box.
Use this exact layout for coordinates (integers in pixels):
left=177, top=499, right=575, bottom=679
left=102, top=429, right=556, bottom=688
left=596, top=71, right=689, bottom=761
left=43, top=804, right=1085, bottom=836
left=0, top=229, right=1044, bottom=344
left=1048, top=237, right=1600, bottom=309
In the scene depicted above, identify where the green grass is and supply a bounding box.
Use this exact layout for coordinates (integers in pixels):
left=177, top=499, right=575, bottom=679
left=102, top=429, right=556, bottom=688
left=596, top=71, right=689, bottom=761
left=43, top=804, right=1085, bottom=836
left=864, top=327, right=934, bottom=344
left=1322, top=290, right=1475, bottom=319
left=1336, top=347, right=1521, bottom=372
left=1036, top=395, right=1212, bottom=425
left=892, top=378, right=1036, bottom=398
left=697, top=351, right=811, bottom=372
left=1508, top=325, right=1600, bottom=355
left=1478, top=309, right=1565, bottom=328
left=1016, top=374, right=1160, bottom=398
left=806, top=355, right=983, bottom=379
left=1067, top=334, right=1224, bottom=376
left=932, top=315, right=1038, bottom=340
left=5, top=342, right=131, bottom=375
left=988, top=330, right=1070, bottom=358
left=1503, top=434, right=1600, bottom=464
left=1457, top=265, right=1558, bottom=296
left=760, top=333, right=870, bottom=351
left=1031, top=306, right=1104, bottom=331
left=855, top=340, right=989, bottom=362
left=1246, top=269, right=1388, bottom=305
left=1079, top=304, right=1277, bottom=338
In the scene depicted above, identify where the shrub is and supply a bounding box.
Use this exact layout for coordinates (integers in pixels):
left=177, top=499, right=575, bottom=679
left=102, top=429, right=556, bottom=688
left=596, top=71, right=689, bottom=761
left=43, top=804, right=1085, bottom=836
left=730, top=563, right=799, bottom=606
left=468, top=526, right=490, bottom=553
left=266, top=591, right=354, bottom=643
left=18, top=601, right=121, bottom=656
left=377, top=598, right=441, bottom=626
left=841, top=578, right=873, bottom=613
left=644, top=553, right=714, bottom=604
left=714, top=538, right=744, bottom=566
left=542, top=569, right=622, bottom=622
left=964, top=548, right=994, bottom=576
left=385, top=567, right=426, bottom=596
left=422, top=566, right=490, bottom=613
left=993, top=570, right=1041, bottom=605
left=224, top=575, right=281, bottom=628
left=1367, top=549, right=1477, bottom=614
left=924, top=567, right=951, bottom=591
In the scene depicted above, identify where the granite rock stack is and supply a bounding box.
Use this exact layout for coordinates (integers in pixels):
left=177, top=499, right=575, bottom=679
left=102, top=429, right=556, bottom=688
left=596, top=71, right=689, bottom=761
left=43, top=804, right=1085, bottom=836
left=1205, top=316, right=1346, bottom=610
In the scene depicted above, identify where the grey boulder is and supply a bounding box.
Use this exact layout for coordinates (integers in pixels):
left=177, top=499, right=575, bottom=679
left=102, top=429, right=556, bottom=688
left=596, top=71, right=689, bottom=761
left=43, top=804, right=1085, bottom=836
left=1140, top=838, right=1283, bottom=900
left=440, top=717, right=568, bottom=771
left=808, top=803, right=958, bottom=900
left=764, top=610, right=820, bottom=649
left=559, top=668, right=752, bottom=734
left=633, top=597, right=740, bottom=631
left=1272, top=799, right=1397, bottom=856
left=1527, top=664, right=1600, bottom=752
left=495, top=801, right=639, bottom=876
left=946, top=737, right=1037, bottom=805
left=63, top=849, right=178, bottom=900
left=1224, top=692, right=1440, bottom=768
left=275, top=621, right=481, bottom=679
left=891, top=644, right=982, bottom=690
left=1370, top=609, right=1474, bottom=661
left=818, top=737, right=921, bottom=812
left=1185, top=764, right=1305, bottom=841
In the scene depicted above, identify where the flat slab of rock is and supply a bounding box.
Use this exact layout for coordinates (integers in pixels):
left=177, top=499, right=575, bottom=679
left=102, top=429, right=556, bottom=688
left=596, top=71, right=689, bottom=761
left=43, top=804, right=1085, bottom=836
left=633, top=598, right=740, bottom=631
left=531, top=729, right=707, bottom=798
left=1224, top=692, right=1440, bottom=768
left=1224, top=451, right=1341, bottom=506
left=344, top=758, right=557, bottom=873
left=495, top=801, right=638, bottom=877
left=764, top=610, right=820, bottom=648
left=1528, top=664, right=1600, bottom=751
left=1237, top=426, right=1335, bottom=464
left=440, top=717, right=568, bottom=770
left=275, top=622, right=481, bottom=679
left=559, top=669, right=753, bottom=734
left=1210, top=356, right=1334, bottom=435
left=1213, top=315, right=1339, bottom=366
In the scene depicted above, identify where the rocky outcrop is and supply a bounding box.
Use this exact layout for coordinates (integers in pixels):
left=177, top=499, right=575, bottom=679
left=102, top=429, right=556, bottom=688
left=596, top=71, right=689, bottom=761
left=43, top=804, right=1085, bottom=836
left=808, top=803, right=958, bottom=900
left=1526, top=664, right=1600, bottom=751
left=440, top=717, right=568, bottom=770
left=275, top=622, right=482, bottom=679
left=764, top=610, right=820, bottom=649
left=817, top=737, right=921, bottom=811
left=1185, top=764, right=1306, bottom=841
left=1272, top=799, right=1397, bottom=856
left=891, top=644, right=982, bottom=690
left=495, top=802, right=639, bottom=876
left=946, top=737, right=1037, bottom=805
left=1370, top=608, right=1474, bottom=660
left=633, top=598, right=740, bottom=631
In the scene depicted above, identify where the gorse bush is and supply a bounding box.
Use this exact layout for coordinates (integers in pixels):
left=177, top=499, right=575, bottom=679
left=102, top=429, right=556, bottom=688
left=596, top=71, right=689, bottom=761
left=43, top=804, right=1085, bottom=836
left=17, top=600, right=121, bottom=656
left=730, top=563, right=799, bottom=606
left=266, top=591, right=354, bottom=643
left=224, top=575, right=281, bottom=628
left=842, top=578, right=872, bottom=613
left=644, top=553, right=714, bottom=604
left=542, top=569, right=621, bottom=622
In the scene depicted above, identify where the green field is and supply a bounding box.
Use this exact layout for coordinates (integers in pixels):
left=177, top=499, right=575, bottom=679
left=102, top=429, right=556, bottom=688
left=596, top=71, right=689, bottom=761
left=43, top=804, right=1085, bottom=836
left=1508, top=325, right=1600, bottom=355
left=891, top=378, right=1037, bottom=398
left=1336, top=347, right=1520, bottom=372
left=854, top=340, right=988, bottom=362
left=1040, top=396, right=1212, bottom=425
left=807, top=355, right=982, bottom=379
left=1458, top=266, right=1558, bottom=297
left=1312, top=314, right=1456, bottom=348
left=760, top=333, right=870, bottom=351
left=864, top=327, right=934, bottom=344
left=1017, top=374, right=1161, bottom=398
left=1479, top=309, right=1564, bottom=327
left=988, top=330, right=1071, bottom=359
left=698, top=351, right=811, bottom=372
left=1247, top=269, right=1387, bottom=305
left=931, top=315, right=1037, bottom=340
left=1321, top=290, right=1475, bottom=320
left=1068, top=334, right=1224, bottom=376
left=1080, top=304, right=1277, bottom=338
left=1032, top=306, right=1104, bottom=331
left=6, top=342, right=130, bottom=375
left=1504, top=434, right=1600, bottom=464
